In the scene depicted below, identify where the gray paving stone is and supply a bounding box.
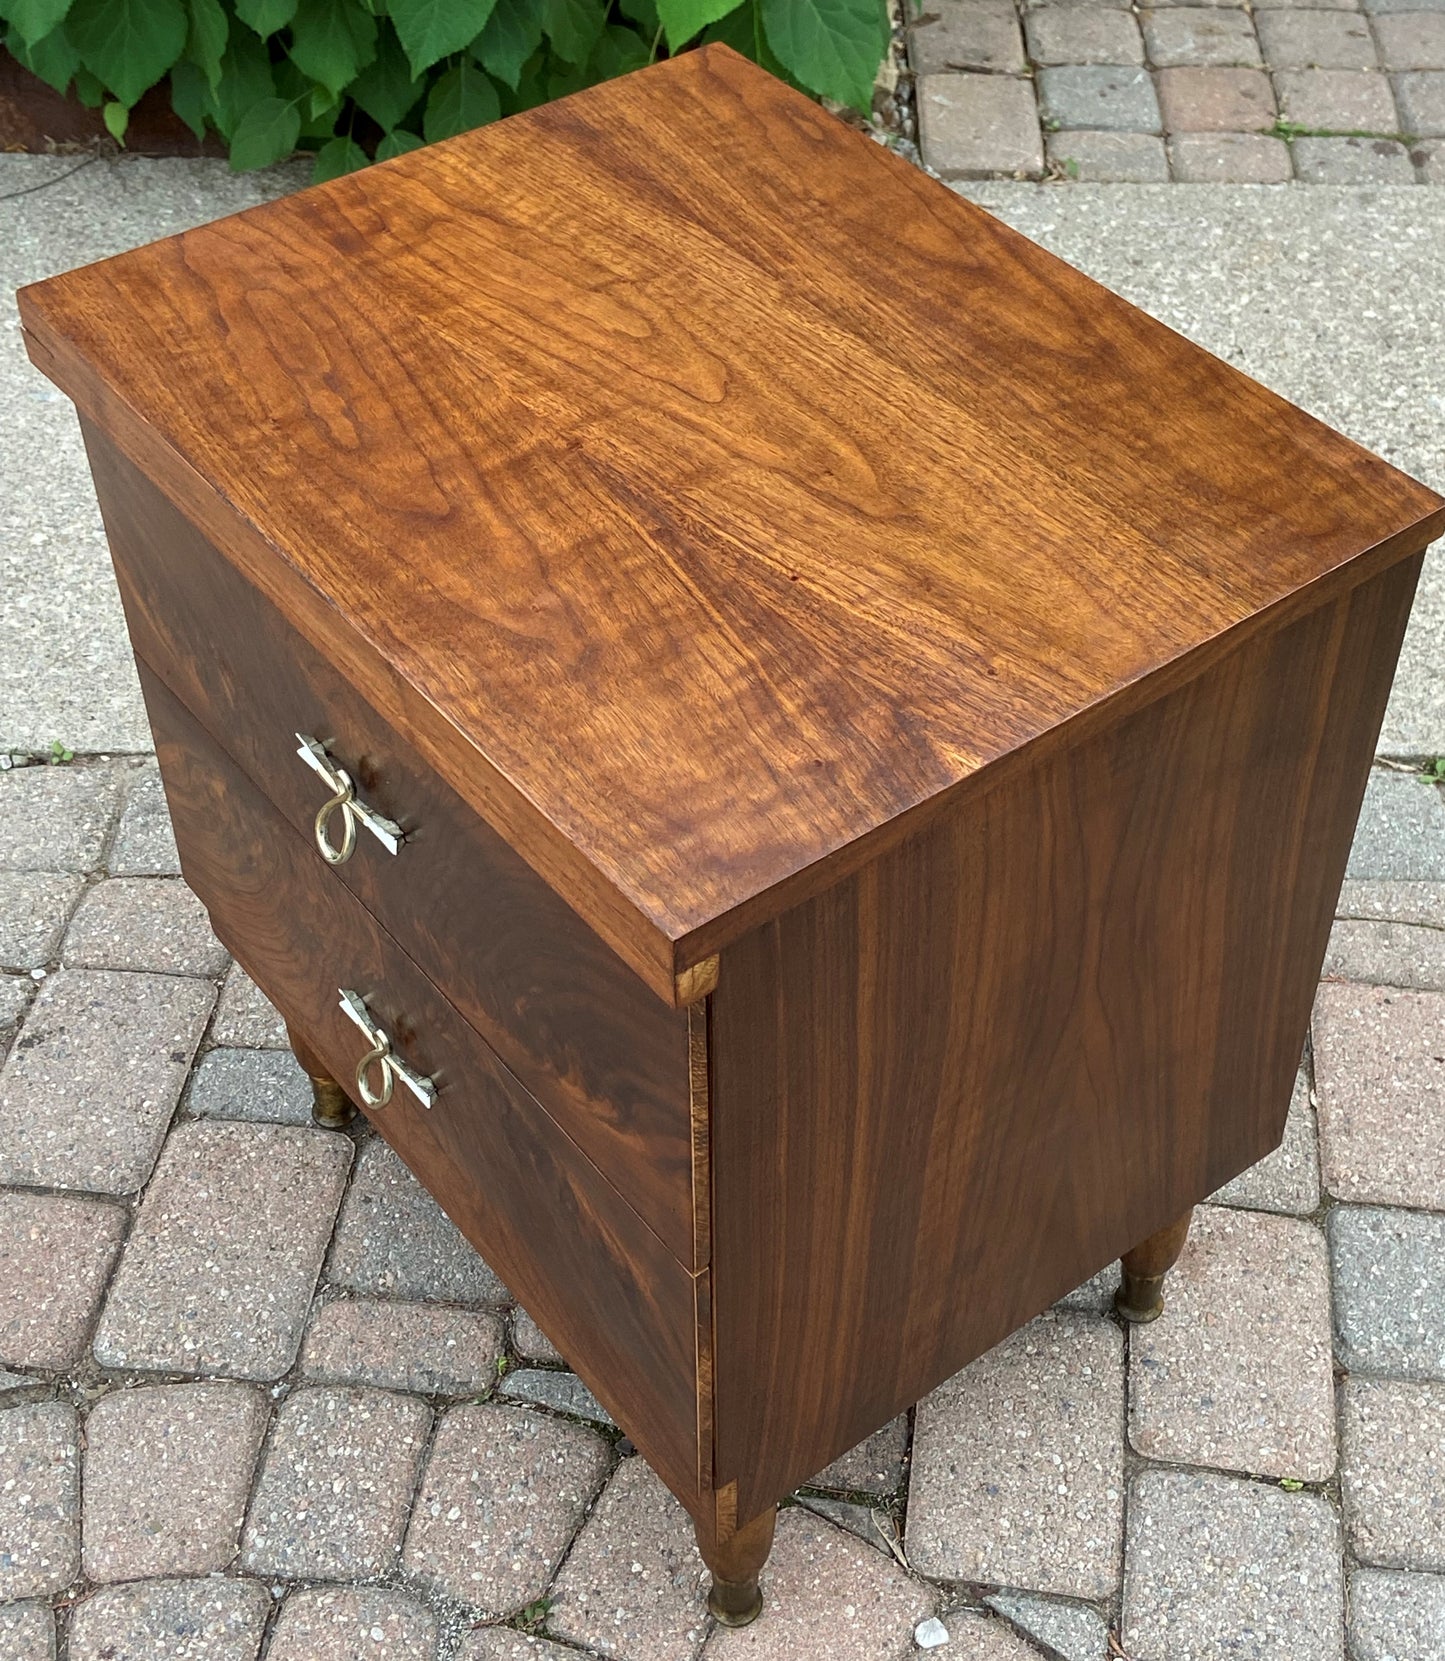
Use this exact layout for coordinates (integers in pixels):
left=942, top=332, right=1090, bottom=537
left=0, top=874, right=85, bottom=971
left=0, top=764, right=126, bottom=873
left=1323, top=918, right=1445, bottom=988
left=1340, top=1377, right=1445, bottom=1570
left=1368, top=0, right=1445, bottom=13
left=0, top=966, right=214, bottom=1194
left=512, top=1307, right=564, bottom=1365
left=911, top=1, right=1027, bottom=73
left=1329, top=1206, right=1445, bottom=1380
left=1276, top=66, right=1401, bottom=124
left=1128, top=1205, right=1336, bottom=1480
left=67, top=1577, right=271, bottom=1661
left=1055, top=1260, right=1120, bottom=1311
left=1168, top=129, right=1297, bottom=174
left=0, top=973, right=34, bottom=1041
left=1144, top=8, right=1263, bottom=66
left=0, top=1368, right=39, bottom=1397
left=1338, top=879, right=1445, bottom=928
left=107, top=762, right=181, bottom=876
left=301, top=1297, right=506, bottom=1396
left=794, top=1491, right=890, bottom=1549
left=703, top=1507, right=935, bottom=1660
left=403, top=1401, right=611, bottom=1615
left=0, top=1190, right=126, bottom=1369
left=984, top=1591, right=1109, bottom=1660
left=939, top=1611, right=1056, bottom=1656
left=1025, top=7, right=1145, bottom=64
left=1123, top=1468, right=1343, bottom=1661
left=1259, top=0, right=1364, bottom=10
left=210, top=963, right=289, bottom=1049
left=1211, top=1067, right=1320, bottom=1215
left=918, top=73, right=1046, bottom=177
left=185, top=1046, right=314, bottom=1126
left=459, top=1634, right=578, bottom=1661
left=497, top=1366, right=614, bottom=1426
left=81, top=1380, right=266, bottom=1582
left=1374, top=12, right=1445, bottom=67
left=243, top=1384, right=430, bottom=1580
left=1349, top=775, right=1445, bottom=881
left=94, top=1119, right=351, bottom=1379
left=1047, top=130, right=1171, bottom=178
left=63, top=877, right=227, bottom=976
left=0, top=1602, right=53, bottom=1661
left=549, top=1456, right=708, bottom=1661
left=1039, top=64, right=1163, bottom=129
left=1349, top=1568, right=1445, bottom=1659
left=808, top=1414, right=908, bottom=1494
left=267, top=1586, right=439, bottom=1661
left=1315, top=985, right=1445, bottom=1206
left=1295, top=133, right=1418, bottom=173
left=1157, top=63, right=1278, bottom=125
left=329, top=1138, right=507, bottom=1306
left=1396, top=66, right=1445, bottom=126
left=0, top=1401, right=79, bottom=1599
left=1417, top=134, right=1445, bottom=170
left=1258, top=7, right=1379, bottom=65
left=906, top=1313, right=1125, bottom=1598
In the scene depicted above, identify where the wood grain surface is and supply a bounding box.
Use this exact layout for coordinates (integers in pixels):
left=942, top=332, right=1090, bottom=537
left=708, top=551, right=1422, bottom=1520
left=20, top=47, right=1443, bottom=998
left=144, top=666, right=708, bottom=1505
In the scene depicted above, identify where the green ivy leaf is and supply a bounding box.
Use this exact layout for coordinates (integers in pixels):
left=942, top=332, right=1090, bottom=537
left=471, top=0, right=539, bottom=88
left=186, top=0, right=227, bottom=89
left=229, top=92, right=301, bottom=167
left=758, top=0, right=886, bottom=110
left=540, top=0, right=603, bottom=65
left=73, top=63, right=105, bottom=102
left=589, top=21, right=647, bottom=76
left=169, top=54, right=215, bottom=135
left=655, top=0, right=736, bottom=52
left=389, top=0, right=496, bottom=76
left=67, top=0, right=187, bottom=105
left=423, top=57, right=498, bottom=139
left=349, top=24, right=422, bottom=130
left=4, top=0, right=71, bottom=51
left=288, top=0, right=376, bottom=96
left=5, top=21, right=80, bottom=92
left=213, top=23, right=275, bottom=133
left=102, top=98, right=129, bottom=140
left=312, top=132, right=368, bottom=179
left=233, top=0, right=296, bottom=35
left=375, top=125, right=424, bottom=158
left=617, top=0, right=659, bottom=34
left=546, top=55, right=589, bottom=97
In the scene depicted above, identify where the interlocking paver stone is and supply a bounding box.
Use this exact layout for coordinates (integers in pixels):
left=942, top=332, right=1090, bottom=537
left=1337, top=879, right=1445, bottom=928
left=210, top=962, right=288, bottom=1048
left=1026, top=7, right=1144, bottom=64
left=1348, top=774, right=1445, bottom=881
left=185, top=1046, right=314, bottom=1125
left=906, top=1313, right=1124, bottom=1598
left=1329, top=1205, right=1445, bottom=1380
left=1323, top=917, right=1445, bottom=986
left=63, top=877, right=227, bottom=976
left=1157, top=66, right=1277, bottom=126
left=1211, top=1068, right=1320, bottom=1214
left=1047, top=131, right=1170, bottom=177
left=1368, top=0, right=1445, bottom=14
left=795, top=1491, right=885, bottom=1548
left=513, top=1307, right=564, bottom=1365
left=0, top=973, right=34, bottom=1037
left=497, top=1366, right=614, bottom=1425
left=242, top=1384, right=430, bottom=1579
left=1375, top=12, right=1445, bottom=67
left=0, top=874, right=84, bottom=971
left=704, top=1508, right=935, bottom=1660
left=1276, top=67, right=1401, bottom=125
left=1340, top=1378, right=1445, bottom=1569
left=1168, top=130, right=1295, bottom=176
left=1258, top=8, right=1379, bottom=65
left=107, top=762, right=181, bottom=876
left=0, top=967, right=213, bottom=1194
left=1315, top=985, right=1445, bottom=1205
left=1349, top=1569, right=1445, bottom=1659
left=1395, top=67, right=1445, bottom=127
left=0, top=1401, right=79, bottom=1599
left=460, top=1634, right=587, bottom=1661
left=0, top=1191, right=124, bottom=1369
left=0, top=1602, right=53, bottom=1661
left=911, top=0, right=1027, bottom=72
left=938, top=1611, right=1050, bottom=1658
left=403, top=1401, right=611, bottom=1614
left=0, top=1369, right=37, bottom=1397
left=67, top=1577, right=270, bottom=1661
left=329, top=1138, right=506, bottom=1305
left=1144, top=8, right=1263, bottom=66
left=1039, top=64, right=1163, bottom=129
left=1419, top=135, right=1445, bottom=170
left=1124, top=1469, right=1344, bottom=1659
left=918, top=73, right=1046, bottom=177
left=267, top=1586, right=439, bottom=1661
left=809, top=1414, right=908, bottom=1493
left=0, top=763, right=125, bottom=873
left=301, top=1297, right=506, bottom=1396
left=984, top=1592, right=1108, bottom=1660
left=1055, top=1261, right=1120, bottom=1312
left=82, top=1380, right=267, bottom=1581
left=549, top=1457, right=709, bottom=1661
left=1128, top=1205, right=1335, bottom=1479
left=94, top=1119, right=351, bottom=1378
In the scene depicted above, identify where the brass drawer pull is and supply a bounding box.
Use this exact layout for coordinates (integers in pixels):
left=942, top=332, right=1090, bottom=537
left=338, top=989, right=437, bottom=1110
left=296, top=735, right=404, bottom=864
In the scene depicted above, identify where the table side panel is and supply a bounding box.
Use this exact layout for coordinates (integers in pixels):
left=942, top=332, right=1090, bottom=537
left=709, top=552, right=1421, bottom=1519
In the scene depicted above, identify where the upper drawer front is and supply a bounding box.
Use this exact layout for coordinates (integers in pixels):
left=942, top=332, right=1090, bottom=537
left=84, top=420, right=699, bottom=1269
left=145, top=666, right=706, bottom=1505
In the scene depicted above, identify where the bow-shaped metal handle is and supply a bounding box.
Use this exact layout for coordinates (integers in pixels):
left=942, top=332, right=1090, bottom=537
left=296, top=735, right=404, bottom=865
left=338, top=989, right=437, bottom=1110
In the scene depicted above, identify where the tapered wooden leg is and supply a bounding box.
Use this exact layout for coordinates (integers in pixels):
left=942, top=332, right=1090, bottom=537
left=286, top=1022, right=356, bottom=1130
left=696, top=1503, right=776, bottom=1627
left=1115, top=1208, right=1193, bottom=1324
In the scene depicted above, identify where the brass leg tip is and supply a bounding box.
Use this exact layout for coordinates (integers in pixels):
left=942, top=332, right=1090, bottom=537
left=708, top=1580, right=764, bottom=1627
left=1115, top=1278, right=1165, bottom=1324
left=309, top=1077, right=357, bottom=1131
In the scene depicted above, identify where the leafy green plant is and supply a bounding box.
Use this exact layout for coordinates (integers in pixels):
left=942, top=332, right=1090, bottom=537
left=0, top=0, right=890, bottom=178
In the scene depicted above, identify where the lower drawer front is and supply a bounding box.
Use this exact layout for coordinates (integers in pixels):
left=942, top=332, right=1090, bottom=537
left=143, top=664, right=707, bottom=1506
